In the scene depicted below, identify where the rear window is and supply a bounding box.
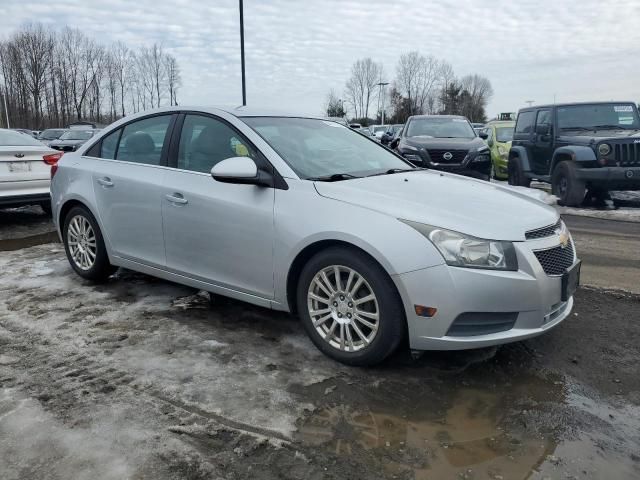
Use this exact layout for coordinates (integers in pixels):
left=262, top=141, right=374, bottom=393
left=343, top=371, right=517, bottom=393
left=0, top=129, right=43, bottom=146
left=515, top=111, right=535, bottom=134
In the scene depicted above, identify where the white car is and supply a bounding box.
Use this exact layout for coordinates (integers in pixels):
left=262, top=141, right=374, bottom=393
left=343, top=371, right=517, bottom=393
left=0, top=129, right=62, bottom=213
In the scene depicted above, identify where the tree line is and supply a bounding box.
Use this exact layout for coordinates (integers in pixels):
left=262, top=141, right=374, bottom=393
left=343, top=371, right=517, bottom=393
left=0, top=23, right=182, bottom=129
left=326, top=51, right=494, bottom=124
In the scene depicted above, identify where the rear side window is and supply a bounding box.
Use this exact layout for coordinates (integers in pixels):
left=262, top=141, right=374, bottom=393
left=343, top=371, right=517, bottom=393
left=515, top=111, right=535, bottom=134
left=116, top=115, right=172, bottom=166
left=101, top=129, right=121, bottom=159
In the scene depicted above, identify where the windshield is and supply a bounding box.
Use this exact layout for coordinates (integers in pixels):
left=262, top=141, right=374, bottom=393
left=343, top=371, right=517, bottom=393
left=495, top=127, right=514, bottom=142
left=60, top=130, right=94, bottom=140
left=406, top=117, right=475, bottom=138
left=0, top=129, right=44, bottom=146
left=557, top=104, right=640, bottom=130
left=39, top=129, right=66, bottom=140
left=242, top=117, right=412, bottom=179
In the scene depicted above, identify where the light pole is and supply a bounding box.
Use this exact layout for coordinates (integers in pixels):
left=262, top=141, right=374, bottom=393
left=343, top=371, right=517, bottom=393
left=525, top=100, right=534, bottom=107
left=239, top=0, right=246, bottom=106
left=377, top=82, right=389, bottom=126
left=1, top=81, right=9, bottom=128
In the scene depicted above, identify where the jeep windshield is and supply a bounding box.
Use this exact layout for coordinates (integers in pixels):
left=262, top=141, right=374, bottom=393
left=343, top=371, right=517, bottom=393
left=557, top=104, right=640, bottom=131
left=406, top=117, right=475, bottom=139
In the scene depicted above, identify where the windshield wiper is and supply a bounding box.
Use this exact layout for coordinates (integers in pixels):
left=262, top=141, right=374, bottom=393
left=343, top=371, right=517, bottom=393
left=308, top=173, right=360, bottom=182
left=593, top=124, right=631, bottom=130
left=559, top=127, right=593, bottom=131
left=366, top=168, right=425, bottom=177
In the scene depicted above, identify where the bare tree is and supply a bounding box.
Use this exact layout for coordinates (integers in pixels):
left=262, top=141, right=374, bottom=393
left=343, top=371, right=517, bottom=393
left=344, top=58, right=381, bottom=121
left=459, top=74, right=494, bottom=122
left=164, top=54, right=181, bottom=106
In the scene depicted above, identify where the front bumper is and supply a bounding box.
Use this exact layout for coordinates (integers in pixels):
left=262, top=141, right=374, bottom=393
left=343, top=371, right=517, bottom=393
left=393, top=235, right=577, bottom=350
left=575, top=166, right=640, bottom=190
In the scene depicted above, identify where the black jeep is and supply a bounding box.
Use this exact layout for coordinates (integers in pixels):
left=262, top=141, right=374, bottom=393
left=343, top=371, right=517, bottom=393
left=508, top=102, right=640, bottom=206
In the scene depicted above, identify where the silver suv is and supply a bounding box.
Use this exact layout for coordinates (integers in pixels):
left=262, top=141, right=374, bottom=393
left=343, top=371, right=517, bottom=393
left=51, top=107, right=580, bottom=365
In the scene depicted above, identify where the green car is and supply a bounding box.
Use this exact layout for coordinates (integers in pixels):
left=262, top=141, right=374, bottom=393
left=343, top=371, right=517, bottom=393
left=482, top=121, right=515, bottom=180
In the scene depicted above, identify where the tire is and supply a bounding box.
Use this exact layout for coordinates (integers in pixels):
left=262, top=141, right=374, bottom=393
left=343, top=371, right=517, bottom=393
left=296, top=247, right=405, bottom=366
left=490, top=162, right=497, bottom=181
left=552, top=161, right=586, bottom=207
left=63, top=205, right=116, bottom=282
left=507, top=156, right=531, bottom=187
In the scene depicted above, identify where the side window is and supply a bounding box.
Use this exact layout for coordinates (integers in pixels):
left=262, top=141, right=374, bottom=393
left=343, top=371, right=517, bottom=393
left=515, top=111, right=535, bottom=134
left=116, top=115, right=172, bottom=166
left=485, top=128, right=493, bottom=142
left=101, top=129, right=121, bottom=159
left=177, top=114, right=257, bottom=174
left=536, top=110, right=551, bottom=130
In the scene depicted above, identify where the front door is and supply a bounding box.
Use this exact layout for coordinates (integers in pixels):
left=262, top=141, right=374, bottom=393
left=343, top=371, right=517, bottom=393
left=90, top=114, right=175, bottom=267
left=531, top=109, right=553, bottom=174
left=161, top=113, right=275, bottom=299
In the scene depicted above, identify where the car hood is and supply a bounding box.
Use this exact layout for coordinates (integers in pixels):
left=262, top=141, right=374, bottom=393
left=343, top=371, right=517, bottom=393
left=558, top=129, right=640, bottom=144
left=405, top=136, right=485, bottom=150
left=314, top=170, right=558, bottom=241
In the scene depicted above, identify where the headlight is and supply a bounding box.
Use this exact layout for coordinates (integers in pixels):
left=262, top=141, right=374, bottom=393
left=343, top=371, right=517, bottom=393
left=400, top=220, right=518, bottom=271
left=477, top=145, right=489, bottom=153
left=497, top=145, right=508, bottom=157
left=402, top=144, right=419, bottom=152
left=598, top=143, right=611, bottom=156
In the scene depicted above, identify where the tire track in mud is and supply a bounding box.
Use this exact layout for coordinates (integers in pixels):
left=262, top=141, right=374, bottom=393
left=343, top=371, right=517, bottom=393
left=0, top=319, right=290, bottom=443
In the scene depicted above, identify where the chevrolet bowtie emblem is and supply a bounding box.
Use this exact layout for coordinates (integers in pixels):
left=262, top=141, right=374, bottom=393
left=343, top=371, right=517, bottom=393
left=559, top=232, right=569, bottom=248
left=14, top=153, right=25, bottom=158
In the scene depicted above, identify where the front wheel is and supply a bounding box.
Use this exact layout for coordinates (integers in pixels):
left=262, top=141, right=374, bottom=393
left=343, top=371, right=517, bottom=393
left=296, top=247, right=405, bottom=366
left=63, top=206, right=116, bottom=282
left=507, top=156, right=531, bottom=187
left=551, top=161, right=586, bottom=207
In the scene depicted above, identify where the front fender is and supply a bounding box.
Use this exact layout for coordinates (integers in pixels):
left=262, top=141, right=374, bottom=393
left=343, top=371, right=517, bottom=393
left=550, top=146, right=596, bottom=173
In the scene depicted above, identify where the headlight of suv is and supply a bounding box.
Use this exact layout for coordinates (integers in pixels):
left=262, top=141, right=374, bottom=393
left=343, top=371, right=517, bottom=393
left=497, top=145, right=508, bottom=158
left=598, top=143, right=611, bottom=156
left=400, top=220, right=518, bottom=271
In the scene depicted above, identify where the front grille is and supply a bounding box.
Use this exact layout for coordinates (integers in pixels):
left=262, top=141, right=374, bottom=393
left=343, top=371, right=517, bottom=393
left=447, top=312, right=518, bottom=337
left=426, top=149, right=468, bottom=164
left=534, top=242, right=575, bottom=276
left=614, top=143, right=640, bottom=166
left=525, top=219, right=561, bottom=240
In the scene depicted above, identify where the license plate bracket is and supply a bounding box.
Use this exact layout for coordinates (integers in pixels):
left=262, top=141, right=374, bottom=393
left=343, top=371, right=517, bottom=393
left=8, top=161, right=30, bottom=173
left=561, top=260, right=581, bottom=301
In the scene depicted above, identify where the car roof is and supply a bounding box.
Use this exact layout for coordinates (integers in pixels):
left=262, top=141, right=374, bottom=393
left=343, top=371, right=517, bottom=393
left=519, top=101, right=637, bottom=112
left=407, top=114, right=467, bottom=120
left=486, top=120, right=515, bottom=126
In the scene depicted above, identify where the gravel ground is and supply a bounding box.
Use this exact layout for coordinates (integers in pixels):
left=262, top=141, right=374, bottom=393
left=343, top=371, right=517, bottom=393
left=0, top=241, right=638, bottom=479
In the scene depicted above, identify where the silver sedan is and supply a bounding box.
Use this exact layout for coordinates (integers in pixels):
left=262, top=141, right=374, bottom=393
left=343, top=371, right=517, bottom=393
left=50, top=107, right=580, bottom=365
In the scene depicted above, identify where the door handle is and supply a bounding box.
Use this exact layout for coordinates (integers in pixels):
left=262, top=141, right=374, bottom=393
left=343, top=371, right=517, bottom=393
left=97, top=177, right=114, bottom=187
left=165, top=193, right=188, bottom=205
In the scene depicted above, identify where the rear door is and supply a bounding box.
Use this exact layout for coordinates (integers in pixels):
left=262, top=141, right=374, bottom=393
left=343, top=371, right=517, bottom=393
left=161, top=113, right=275, bottom=298
left=512, top=110, right=536, bottom=167
left=88, top=113, right=176, bottom=268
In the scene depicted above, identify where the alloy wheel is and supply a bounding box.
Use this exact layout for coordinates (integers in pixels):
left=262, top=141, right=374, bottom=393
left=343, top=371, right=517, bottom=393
left=67, top=215, right=97, bottom=270
left=307, top=265, right=379, bottom=352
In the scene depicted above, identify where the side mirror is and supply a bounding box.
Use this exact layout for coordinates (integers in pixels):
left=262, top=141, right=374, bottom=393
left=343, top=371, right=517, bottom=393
left=390, top=138, right=400, bottom=149
left=211, top=157, right=263, bottom=185
left=536, top=124, right=550, bottom=135
left=478, top=132, right=489, bottom=140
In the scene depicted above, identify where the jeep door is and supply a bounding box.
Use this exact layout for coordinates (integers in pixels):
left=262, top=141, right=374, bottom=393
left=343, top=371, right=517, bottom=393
left=161, top=113, right=275, bottom=300
left=531, top=109, right=553, bottom=174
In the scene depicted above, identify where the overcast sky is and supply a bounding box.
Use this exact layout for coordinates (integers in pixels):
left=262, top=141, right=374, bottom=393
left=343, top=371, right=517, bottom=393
left=4, top=0, right=640, bottom=118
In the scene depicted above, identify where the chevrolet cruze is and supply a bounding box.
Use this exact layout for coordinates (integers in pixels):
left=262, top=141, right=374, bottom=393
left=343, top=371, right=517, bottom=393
left=50, top=107, right=580, bottom=366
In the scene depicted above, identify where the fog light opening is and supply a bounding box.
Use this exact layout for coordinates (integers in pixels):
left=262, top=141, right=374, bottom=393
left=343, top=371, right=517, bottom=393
left=414, top=305, right=437, bottom=318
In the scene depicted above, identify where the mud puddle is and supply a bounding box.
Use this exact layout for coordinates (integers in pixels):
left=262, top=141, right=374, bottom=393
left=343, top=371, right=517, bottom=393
left=0, top=231, right=59, bottom=251
left=296, top=372, right=640, bottom=479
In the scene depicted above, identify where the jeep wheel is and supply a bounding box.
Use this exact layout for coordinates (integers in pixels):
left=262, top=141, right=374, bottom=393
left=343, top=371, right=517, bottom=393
left=507, top=156, right=531, bottom=187
left=552, top=161, right=586, bottom=207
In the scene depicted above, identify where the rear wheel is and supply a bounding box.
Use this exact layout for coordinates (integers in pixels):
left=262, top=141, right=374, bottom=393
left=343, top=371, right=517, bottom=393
left=63, top=206, right=116, bottom=282
left=551, top=161, right=586, bottom=207
left=296, top=247, right=405, bottom=366
left=507, top=156, right=531, bottom=187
